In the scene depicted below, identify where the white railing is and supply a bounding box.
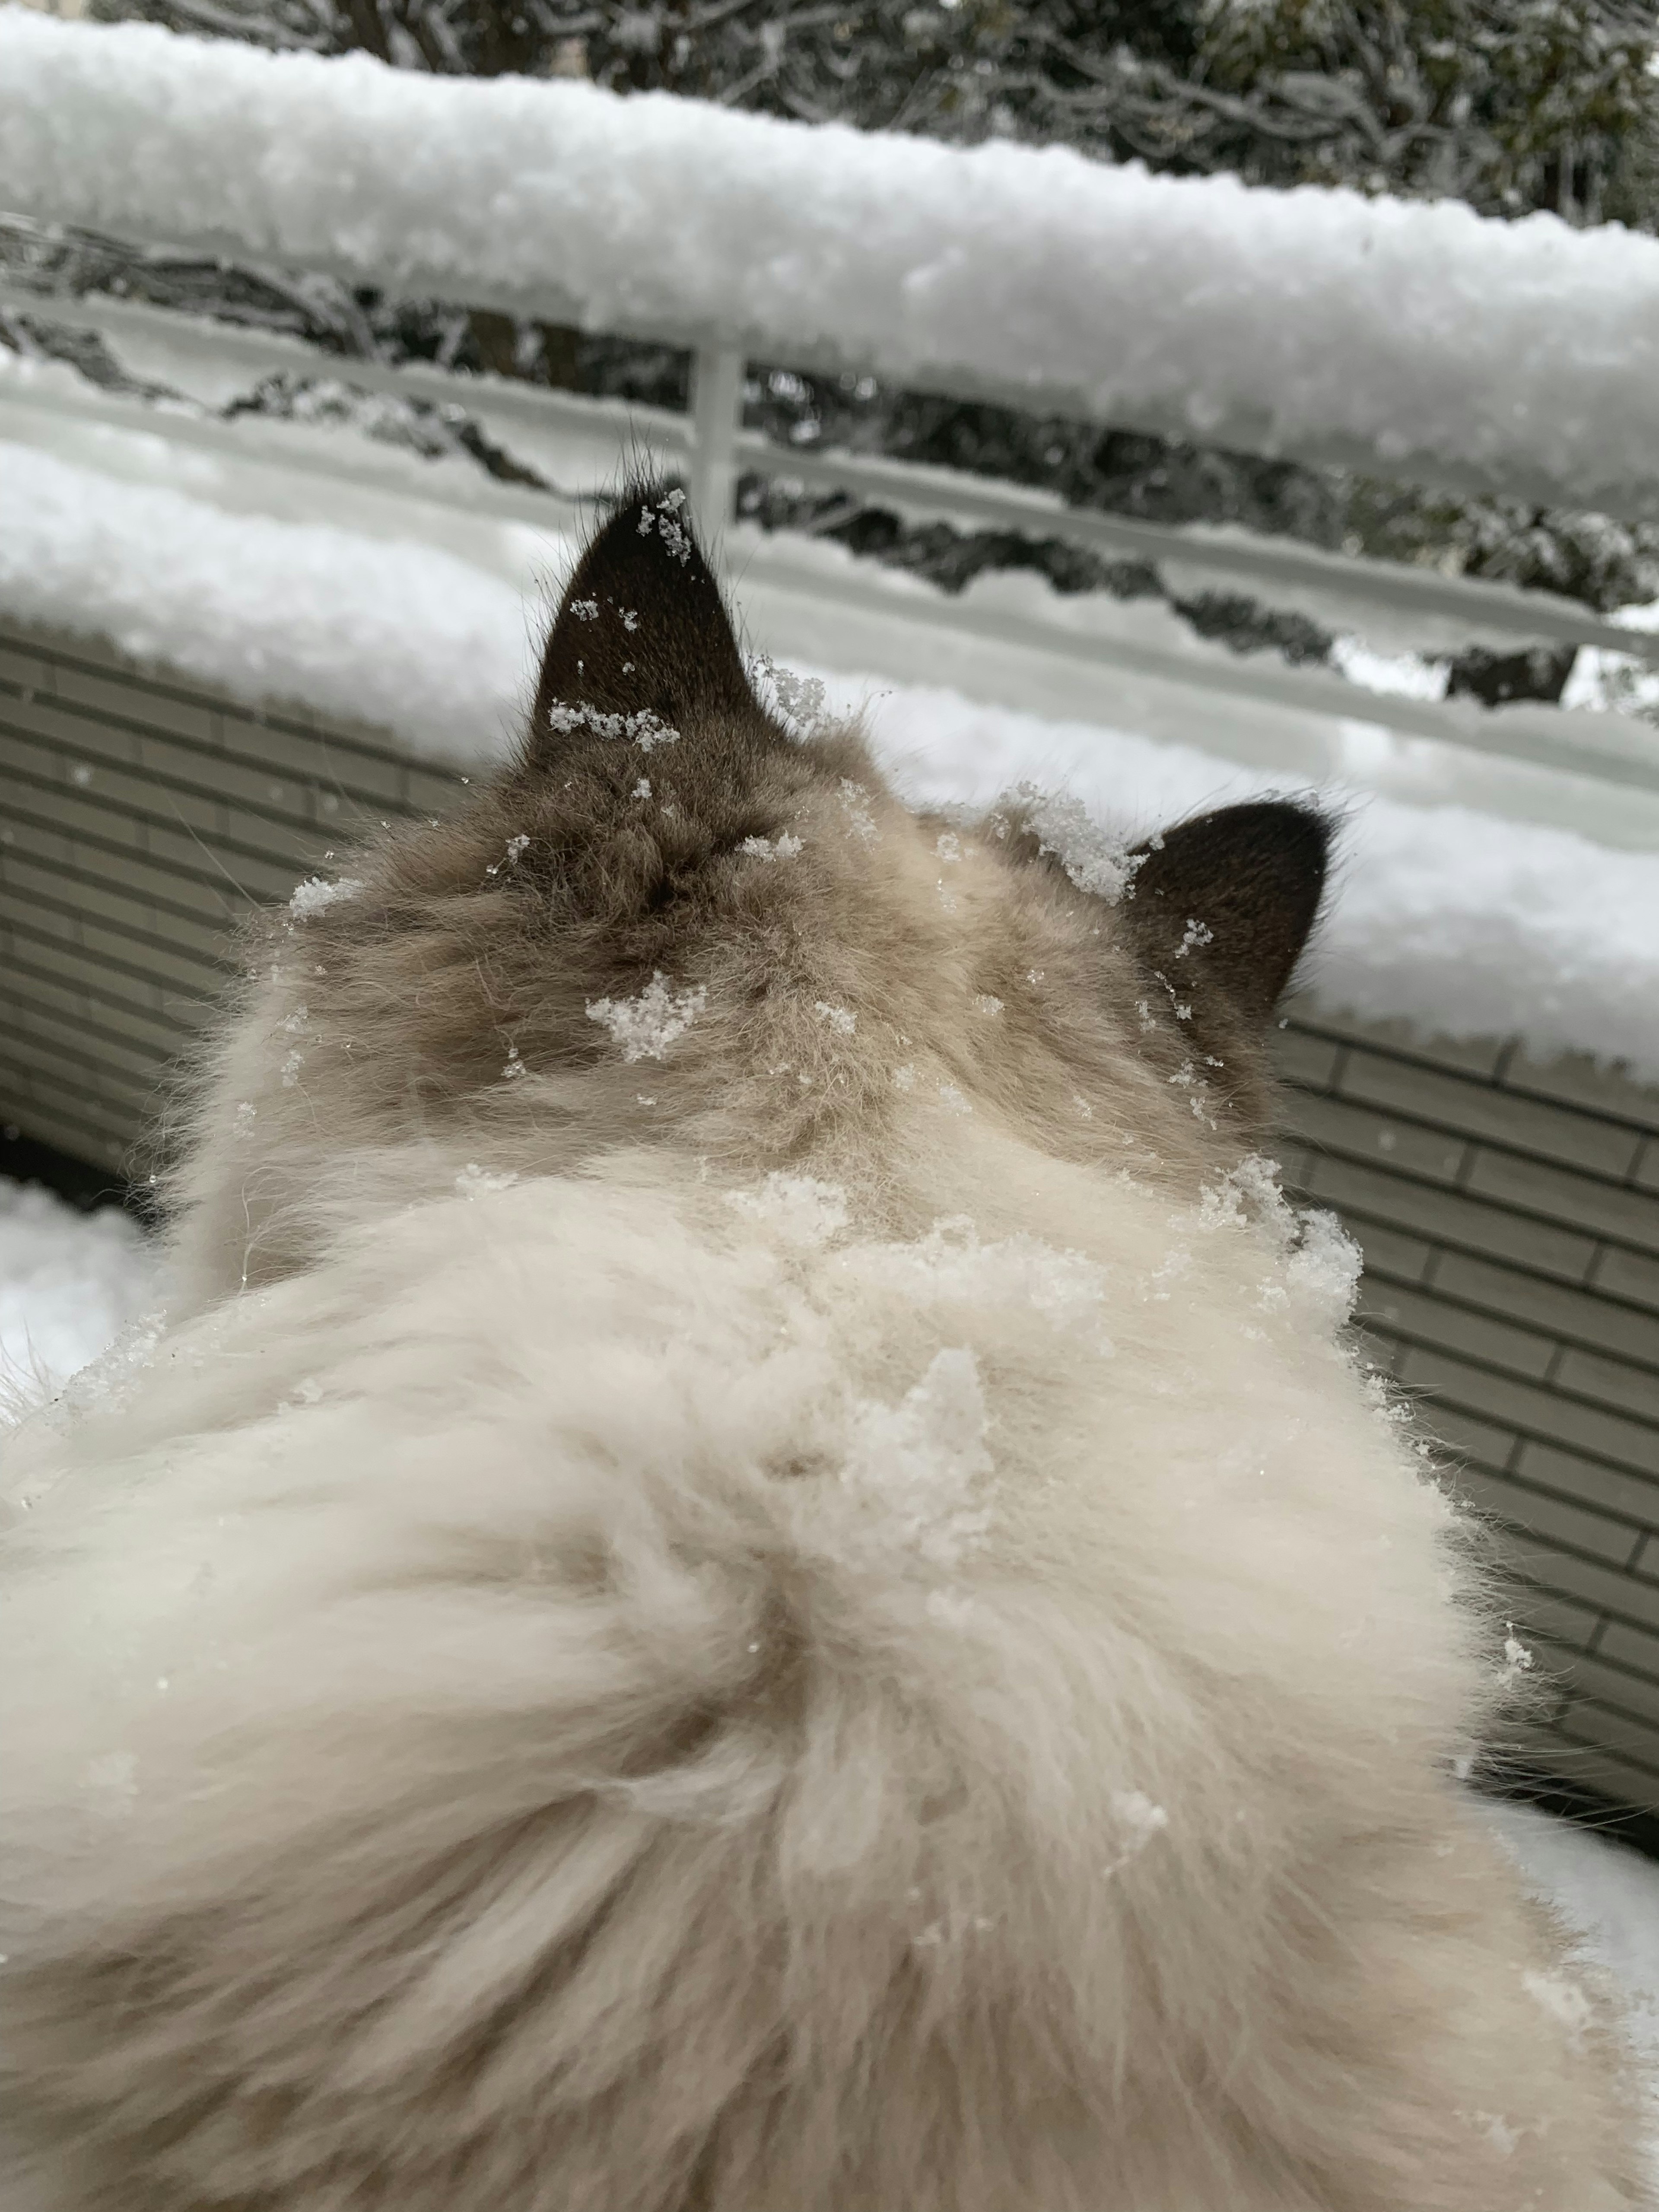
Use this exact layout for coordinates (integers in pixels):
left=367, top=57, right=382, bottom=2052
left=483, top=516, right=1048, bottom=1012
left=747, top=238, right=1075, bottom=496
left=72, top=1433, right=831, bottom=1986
left=3, top=10, right=1659, bottom=849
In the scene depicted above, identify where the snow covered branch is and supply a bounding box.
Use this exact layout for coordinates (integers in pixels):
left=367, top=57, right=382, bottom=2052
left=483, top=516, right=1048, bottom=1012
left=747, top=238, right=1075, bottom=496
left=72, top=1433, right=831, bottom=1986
left=4, top=10, right=1659, bottom=517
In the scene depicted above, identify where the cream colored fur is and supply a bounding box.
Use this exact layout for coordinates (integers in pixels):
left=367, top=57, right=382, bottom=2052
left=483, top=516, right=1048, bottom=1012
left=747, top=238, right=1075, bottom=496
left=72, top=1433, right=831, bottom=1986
left=1, top=496, right=1650, bottom=2209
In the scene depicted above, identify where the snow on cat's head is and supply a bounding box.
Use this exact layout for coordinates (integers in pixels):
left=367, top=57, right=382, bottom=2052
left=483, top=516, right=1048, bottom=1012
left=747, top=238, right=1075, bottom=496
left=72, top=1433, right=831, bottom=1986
left=171, top=483, right=1332, bottom=1294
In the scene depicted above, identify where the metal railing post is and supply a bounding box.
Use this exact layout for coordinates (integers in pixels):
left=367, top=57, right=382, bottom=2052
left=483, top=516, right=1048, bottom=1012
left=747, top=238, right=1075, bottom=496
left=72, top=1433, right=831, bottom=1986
left=688, top=343, right=744, bottom=547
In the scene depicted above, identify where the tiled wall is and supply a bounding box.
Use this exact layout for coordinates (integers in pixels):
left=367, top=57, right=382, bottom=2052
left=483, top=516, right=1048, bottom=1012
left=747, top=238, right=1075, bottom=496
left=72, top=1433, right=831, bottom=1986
left=1275, top=1011, right=1659, bottom=1814
left=0, top=620, right=464, bottom=1170
left=3, top=615, right=1657, bottom=1812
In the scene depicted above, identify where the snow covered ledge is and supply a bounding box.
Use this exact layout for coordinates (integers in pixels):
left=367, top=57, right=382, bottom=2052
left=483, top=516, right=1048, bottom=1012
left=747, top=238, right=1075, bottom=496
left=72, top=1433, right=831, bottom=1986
left=3, top=434, right=1656, bottom=1084
left=4, top=7, right=1659, bottom=520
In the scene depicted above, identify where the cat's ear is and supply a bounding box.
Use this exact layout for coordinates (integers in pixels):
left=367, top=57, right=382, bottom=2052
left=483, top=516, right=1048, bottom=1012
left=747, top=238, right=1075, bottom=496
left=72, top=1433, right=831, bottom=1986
left=1127, top=801, right=1330, bottom=1026
left=528, top=483, right=760, bottom=753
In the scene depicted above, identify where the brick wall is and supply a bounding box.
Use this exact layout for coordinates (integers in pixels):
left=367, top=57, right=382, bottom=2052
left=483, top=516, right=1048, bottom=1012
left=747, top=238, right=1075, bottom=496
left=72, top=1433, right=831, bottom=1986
left=1276, top=1011, right=1659, bottom=1813
left=0, top=620, right=462, bottom=1170
left=3, top=615, right=1658, bottom=1812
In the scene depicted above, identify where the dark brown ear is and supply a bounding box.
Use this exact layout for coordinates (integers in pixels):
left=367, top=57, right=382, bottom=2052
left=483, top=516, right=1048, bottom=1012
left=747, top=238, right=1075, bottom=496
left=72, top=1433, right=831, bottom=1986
left=529, top=483, right=759, bottom=750
left=1128, top=801, right=1330, bottom=1025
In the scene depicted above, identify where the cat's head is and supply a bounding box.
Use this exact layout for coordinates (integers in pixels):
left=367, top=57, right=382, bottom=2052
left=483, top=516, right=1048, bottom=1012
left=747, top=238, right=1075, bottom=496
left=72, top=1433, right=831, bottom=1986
left=174, top=484, right=1329, bottom=1288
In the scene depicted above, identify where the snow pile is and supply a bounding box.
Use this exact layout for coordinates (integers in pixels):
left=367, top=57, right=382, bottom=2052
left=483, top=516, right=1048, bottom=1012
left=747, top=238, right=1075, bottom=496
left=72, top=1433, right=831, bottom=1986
left=1489, top=1801, right=1659, bottom=2080
left=0, top=443, right=534, bottom=756
left=0, top=1181, right=156, bottom=1396
left=839, top=1344, right=994, bottom=1573
left=4, top=10, right=1659, bottom=515
left=726, top=1173, right=851, bottom=1248
left=585, top=972, right=709, bottom=1062
left=289, top=875, right=365, bottom=919
left=867, top=680, right=1659, bottom=1082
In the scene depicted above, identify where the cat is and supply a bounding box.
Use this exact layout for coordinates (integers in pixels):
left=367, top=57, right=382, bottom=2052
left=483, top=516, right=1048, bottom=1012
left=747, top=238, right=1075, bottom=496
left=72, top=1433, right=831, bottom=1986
left=0, top=484, right=1648, bottom=2210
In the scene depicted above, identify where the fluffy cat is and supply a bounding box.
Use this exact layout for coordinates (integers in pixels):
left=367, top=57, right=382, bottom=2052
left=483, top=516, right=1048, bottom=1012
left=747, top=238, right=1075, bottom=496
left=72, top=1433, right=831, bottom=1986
left=0, top=486, right=1648, bottom=2210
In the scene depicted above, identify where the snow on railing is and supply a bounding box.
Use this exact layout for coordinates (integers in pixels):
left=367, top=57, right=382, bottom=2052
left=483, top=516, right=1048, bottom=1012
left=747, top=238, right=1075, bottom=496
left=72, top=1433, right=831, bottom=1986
left=3, top=7, right=1659, bottom=846
left=5, top=6, right=1659, bottom=522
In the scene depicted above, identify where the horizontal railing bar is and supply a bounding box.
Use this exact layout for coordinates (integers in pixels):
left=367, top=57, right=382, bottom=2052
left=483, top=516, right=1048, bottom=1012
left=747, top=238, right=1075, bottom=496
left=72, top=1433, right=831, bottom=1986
left=0, top=368, right=596, bottom=540
left=0, top=280, right=690, bottom=452
left=9, top=280, right=1654, bottom=667
left=746, top=539, right=1659, bottom=798
left=10, top=212, right=1659, bottom=537
left=5, top=5, right=1658, bottom=529
left=7, top=324, right=1658, bottom=802
left=737, top=440, right=1659, bottom=667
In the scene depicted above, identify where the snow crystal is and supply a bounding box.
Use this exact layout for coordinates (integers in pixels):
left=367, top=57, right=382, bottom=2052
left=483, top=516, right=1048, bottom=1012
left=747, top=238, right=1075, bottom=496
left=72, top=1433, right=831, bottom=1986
left=1459, top=2111, right=1522, bottom=2158
left=893, top=1063, right=917, bottom=1091
left=1284, top=1207, right=1363, bottom=1332
left=1110, top=1790, right=1170, bottom=1850
left=455, top=1162, right=519, bottom=1198
left=749, top=654, right=829, bottom=740
left=726, top=1173, right=850, bottom=1247
left=850, top=1216, right=1111, bottom=1338
left=1487, top=1800, right=1659, bottom=2095
left=840, top=1346, right=994, bottom=1570
left=585, top=971, right=709, bottom=1061
left=814, top=1001, right=856, bottom=1036
left=279, top=1049, right=304, bottom=1088
left=634, top=487, right=692, bottom=565
left=543, top=700, right=680, bottom=752
left=937, top=1081, right=971, bottom=1115
left=740, top=832, right=804, bottom=862
left=9, top=10, right=1659, bottom=513
left=1189, top=1156, right=1361, bottom=1335
left=837, top=779, right=879, bottom=846
left=975, top=995, right=1004, bottom=1017
left=289, top=875, right=364, bottom=920
left=1011, top=783, right=1143, bottom=904
left=1521, top=1967, right=1595, bottom=2055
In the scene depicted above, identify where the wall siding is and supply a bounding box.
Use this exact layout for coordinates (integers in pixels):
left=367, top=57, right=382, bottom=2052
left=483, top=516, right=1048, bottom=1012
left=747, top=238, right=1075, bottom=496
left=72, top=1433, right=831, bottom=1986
left=1276, top=1003, right=1659, bottom=1813
left=4, top=617, right=1658, bottom=1812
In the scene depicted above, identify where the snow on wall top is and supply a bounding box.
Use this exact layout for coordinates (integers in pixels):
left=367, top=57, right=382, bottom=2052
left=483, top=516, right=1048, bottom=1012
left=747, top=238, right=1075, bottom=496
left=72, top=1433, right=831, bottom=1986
left=5, top=435, right=1657, bottom=1084
left=4, top=10, right=1659, bottom=521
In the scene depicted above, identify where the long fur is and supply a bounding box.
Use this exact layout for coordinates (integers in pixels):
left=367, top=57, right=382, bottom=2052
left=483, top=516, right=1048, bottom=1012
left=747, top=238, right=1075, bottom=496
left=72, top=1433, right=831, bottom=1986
left=1, top=488, right=1649, bottom=2209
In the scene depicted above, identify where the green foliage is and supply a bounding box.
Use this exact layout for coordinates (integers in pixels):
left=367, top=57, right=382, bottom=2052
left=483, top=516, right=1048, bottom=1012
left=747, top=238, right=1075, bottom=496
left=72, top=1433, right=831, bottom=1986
left=1195, top=0, right=1659, bottom=227
left=98, top=0, right=1659, bottom=236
